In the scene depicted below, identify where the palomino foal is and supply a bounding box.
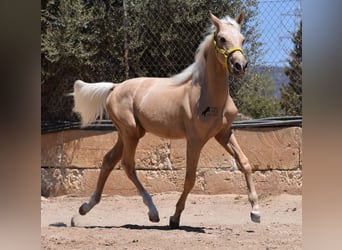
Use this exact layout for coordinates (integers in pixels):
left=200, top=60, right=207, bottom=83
left=71, top=11, right=260, bottom=228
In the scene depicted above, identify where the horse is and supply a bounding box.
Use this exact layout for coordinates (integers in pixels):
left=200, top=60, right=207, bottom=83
left=70, top=11, right=260, bottom=228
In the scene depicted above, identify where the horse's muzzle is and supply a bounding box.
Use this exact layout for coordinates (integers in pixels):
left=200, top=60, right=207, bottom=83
left=232, top=61, right=248, bottom=77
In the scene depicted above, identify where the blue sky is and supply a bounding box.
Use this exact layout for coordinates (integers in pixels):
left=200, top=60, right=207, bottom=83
left=256, top=0, right=302, bottom=66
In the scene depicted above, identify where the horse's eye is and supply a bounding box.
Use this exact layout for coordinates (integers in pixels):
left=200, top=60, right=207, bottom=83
left=220, top=37, right=226, bottom=43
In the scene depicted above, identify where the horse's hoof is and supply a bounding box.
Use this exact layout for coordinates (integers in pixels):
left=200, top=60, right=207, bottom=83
left=148, top=212, right=160, bottom=223
left=250, top=211, right=261, bottom=223
left=79, top=203, right=88, bottom=215
left=169, top=216, right=180, bottom=229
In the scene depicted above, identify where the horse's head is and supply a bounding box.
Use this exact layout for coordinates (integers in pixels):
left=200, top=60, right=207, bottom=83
left=210, top=12, right=247, bottom=77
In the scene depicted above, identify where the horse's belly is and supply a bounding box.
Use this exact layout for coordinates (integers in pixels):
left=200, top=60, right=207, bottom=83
left=138, top=114, right=185, bottom=139
left=136, top=104, right=186, bottom=139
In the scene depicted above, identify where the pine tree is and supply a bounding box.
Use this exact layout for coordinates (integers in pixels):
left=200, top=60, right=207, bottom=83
left=280, top=21, right=302, bottom=116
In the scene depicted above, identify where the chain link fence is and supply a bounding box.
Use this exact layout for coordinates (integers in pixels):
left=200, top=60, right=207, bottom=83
left=41, top=0, right=302, bottom=122
left=119, top=1, right=250, bottom=81
left=256, top=0, right=302, bottom=100
left=258, top=0, right=302, bottom=66
left=121, top=0, right=302, bottom=99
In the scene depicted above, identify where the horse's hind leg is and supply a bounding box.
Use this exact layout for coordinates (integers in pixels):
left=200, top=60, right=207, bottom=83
left=215, top=130, right=260, bottom=223
left=170, top=141, right=203, bottom=228
left=79, top=136, right=123, bottom=215
left=121, top=135, right=160, bottom=223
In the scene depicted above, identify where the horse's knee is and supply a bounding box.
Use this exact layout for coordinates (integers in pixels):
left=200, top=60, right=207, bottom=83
left=229, top=106, right=238, bottom=119
left=239, top=157, right=253, bottom=174
left=226, top=99, right=238, bottom=120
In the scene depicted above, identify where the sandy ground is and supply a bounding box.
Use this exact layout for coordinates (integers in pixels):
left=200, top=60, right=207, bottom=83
left=41, top=192, right=302, bottom=249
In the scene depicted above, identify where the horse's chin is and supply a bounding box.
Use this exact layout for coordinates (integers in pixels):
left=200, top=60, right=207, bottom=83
left=230, top=64, right=245, bottom=78
left=233, top=71, right=245, bottom=78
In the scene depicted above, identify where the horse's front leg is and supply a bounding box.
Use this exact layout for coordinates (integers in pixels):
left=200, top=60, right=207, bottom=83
left=170, top=140, right=203, bottom=228
left=215, top=129, right=260, bottom=223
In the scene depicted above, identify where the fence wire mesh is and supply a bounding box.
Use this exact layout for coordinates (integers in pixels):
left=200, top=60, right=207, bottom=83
left=120, top=0, right=302, bottom=79
left=258, top=0, right=302, bottom=66
left=41, top=0, right=302, bottom=123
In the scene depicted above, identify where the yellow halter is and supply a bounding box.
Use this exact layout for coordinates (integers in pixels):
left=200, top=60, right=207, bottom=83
left=212, top=34, right=244, bottom=74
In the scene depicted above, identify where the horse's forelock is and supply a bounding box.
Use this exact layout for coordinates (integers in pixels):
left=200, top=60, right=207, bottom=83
left=220, top=15, right=239, bottom=27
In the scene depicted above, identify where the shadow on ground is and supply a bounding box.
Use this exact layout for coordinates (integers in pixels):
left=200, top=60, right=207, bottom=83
left=49, top=222, right=208, bottom=233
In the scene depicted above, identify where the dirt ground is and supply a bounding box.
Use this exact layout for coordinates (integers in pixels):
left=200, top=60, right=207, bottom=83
left=41, top=192, right=302, bottom=249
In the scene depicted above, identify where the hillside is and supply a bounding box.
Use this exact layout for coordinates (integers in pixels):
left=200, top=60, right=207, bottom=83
left=252, top=66, right=289, bottom=98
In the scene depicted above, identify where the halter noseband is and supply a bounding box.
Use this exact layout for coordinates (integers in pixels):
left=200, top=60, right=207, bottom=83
left=212, top=33, right=244, bottom=74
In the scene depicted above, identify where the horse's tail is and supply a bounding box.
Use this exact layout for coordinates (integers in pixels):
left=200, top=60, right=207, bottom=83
left=69, top=80, right=115, bottom=127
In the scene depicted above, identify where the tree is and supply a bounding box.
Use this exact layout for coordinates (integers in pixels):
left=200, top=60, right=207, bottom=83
left=41, top=0, right=262, bottom=122
left=41, top=0, right=124, bottom=121
left=235, top=72, right=281, bottom=119
left=280, top=21, right=302, bottom=116
left=125, top=0, right=261, bottom=78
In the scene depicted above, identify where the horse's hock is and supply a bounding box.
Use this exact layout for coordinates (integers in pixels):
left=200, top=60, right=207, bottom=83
left=41, top=127, right=302, bottom=197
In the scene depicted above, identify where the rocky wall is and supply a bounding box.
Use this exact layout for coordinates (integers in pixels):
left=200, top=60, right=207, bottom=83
left=41, top=127, right=302, bottom=197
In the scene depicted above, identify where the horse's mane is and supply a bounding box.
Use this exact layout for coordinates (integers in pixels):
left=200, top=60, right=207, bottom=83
left=171, top=15, right=239, bottom=85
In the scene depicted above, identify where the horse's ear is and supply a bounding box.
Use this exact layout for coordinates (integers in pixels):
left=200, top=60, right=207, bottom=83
left=235, top=12, right=244, bottom=25
left=209, top=11, right=221, bottom=31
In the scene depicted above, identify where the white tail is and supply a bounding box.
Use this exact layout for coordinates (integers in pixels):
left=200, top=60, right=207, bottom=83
left=71, top=80, right=115, bottom=127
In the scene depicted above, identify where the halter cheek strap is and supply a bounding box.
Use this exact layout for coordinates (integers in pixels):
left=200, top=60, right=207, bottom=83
left=212, top=34, right=244, bottom=74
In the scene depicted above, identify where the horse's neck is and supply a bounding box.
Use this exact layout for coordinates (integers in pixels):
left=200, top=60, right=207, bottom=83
left=197, top=47, right=229, bottom=109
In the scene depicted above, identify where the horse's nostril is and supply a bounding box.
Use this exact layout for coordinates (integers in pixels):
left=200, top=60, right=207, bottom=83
left=234, top=62, right=242, bottom=72
left=243, top=62, right=248, bottom=71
